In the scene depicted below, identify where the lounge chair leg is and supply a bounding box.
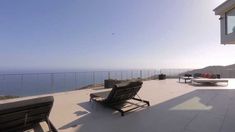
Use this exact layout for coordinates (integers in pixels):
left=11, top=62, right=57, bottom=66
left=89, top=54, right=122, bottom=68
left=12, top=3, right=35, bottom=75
left=46, top=117, right=57, bottom=132
left=119, top=110, right=125, bottom=116
left=146, top=101, right=150, bottom=106
left=109, top=105, right=126, bottom=116
left=121, top=112, right=124, bottom=116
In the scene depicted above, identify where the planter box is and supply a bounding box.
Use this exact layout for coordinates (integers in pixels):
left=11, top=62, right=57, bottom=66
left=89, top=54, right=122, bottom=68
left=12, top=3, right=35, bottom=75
left=158, top=74, right=166, bottom=80
left=104, top=79, right=122, bottom=88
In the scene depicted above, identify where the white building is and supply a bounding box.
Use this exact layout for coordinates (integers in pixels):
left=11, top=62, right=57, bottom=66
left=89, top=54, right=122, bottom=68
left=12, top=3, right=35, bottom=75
left=214, top=0, right=235, bottom=44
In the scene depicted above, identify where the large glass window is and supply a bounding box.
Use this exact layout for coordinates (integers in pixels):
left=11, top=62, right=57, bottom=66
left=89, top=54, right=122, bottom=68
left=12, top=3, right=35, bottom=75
left=226, top=8, right=235, bottom=34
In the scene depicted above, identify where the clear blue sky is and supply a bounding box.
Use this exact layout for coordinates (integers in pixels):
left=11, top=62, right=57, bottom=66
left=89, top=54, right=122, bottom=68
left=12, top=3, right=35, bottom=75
left=0, top=0, right=233, bottom=71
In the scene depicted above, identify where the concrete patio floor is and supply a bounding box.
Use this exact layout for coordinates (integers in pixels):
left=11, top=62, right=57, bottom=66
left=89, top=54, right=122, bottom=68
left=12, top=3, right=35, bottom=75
left=1, top=79, right=235, bottom=132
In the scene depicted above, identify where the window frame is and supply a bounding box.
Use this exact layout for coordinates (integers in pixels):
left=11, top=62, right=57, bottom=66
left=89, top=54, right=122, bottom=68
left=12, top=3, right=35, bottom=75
left=225, top=7, right=235, bottom=35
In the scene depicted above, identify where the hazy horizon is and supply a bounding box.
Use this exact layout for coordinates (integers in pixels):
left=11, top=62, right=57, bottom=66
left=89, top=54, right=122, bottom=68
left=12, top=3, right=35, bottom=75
left=1, top=0, right=234, bottom=71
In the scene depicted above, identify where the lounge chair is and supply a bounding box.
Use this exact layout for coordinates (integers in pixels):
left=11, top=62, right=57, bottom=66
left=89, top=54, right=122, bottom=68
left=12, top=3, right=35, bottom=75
left=90, top=81, right=150, bottom=116
left=179, top=74, right=193, bottom=83
left=0, top=96, right=57, bottom=132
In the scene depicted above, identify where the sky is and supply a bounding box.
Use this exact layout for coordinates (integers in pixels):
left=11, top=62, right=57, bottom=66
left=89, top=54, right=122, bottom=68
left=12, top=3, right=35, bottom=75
left=0, top=0, right=234, bottom=71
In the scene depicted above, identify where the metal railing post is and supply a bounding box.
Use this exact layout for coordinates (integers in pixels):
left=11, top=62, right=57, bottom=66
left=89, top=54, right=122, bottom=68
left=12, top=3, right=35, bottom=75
left=93, top=72, right=95, bottom=86
left=63, top=73, right=66, bottom=89
left=131, top=71, right=133, bottom=79
left=140, top=70, right=142, bottom=79
left=121, top=71, right=123, bottom=80
left=108, top=71, right=111, bottom=79
left=154, top=70, right=156, bottom=79
left=147, top=70, right=150, bottom=80
left=50, top=73, right=54, bottom=89
left=75, top=72, right=78, bottom=88
left=21, top=74, right=24, bottom=90
left=3, top=75, right=6, bottom=90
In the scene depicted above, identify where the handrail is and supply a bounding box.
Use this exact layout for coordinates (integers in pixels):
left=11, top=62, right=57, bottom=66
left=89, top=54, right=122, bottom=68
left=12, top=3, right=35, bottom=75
left=0, top=69, right=193, bottom=97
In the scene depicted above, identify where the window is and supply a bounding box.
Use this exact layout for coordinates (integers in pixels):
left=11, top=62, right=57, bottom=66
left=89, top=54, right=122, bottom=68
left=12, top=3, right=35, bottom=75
left=226, top=8, right=235, bottom=34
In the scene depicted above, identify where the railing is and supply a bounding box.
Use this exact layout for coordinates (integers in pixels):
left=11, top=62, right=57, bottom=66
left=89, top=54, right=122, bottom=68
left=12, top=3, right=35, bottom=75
left=0, top=69, right=192, bottom=97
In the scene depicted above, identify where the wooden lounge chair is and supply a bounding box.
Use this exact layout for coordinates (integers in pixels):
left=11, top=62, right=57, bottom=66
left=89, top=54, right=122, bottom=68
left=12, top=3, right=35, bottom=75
left=90, top=81, right=150, bottom=116
left=0, top=96, right=57, bottom=132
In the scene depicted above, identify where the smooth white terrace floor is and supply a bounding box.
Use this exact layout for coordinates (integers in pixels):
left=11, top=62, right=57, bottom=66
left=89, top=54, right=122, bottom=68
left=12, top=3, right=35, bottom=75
left=2, top=79, right=235, bottom=132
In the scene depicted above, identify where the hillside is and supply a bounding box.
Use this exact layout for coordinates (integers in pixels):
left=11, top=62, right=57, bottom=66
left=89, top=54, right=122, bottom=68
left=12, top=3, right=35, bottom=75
left=183, top=64, right=235, bottom=78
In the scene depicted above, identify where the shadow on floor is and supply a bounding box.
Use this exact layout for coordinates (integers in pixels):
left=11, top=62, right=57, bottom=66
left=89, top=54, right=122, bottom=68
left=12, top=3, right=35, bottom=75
left=59, top=89, right=235, bottom=132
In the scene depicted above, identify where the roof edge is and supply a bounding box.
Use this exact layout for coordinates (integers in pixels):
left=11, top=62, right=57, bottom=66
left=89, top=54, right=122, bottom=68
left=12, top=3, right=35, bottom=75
left=214, top=0, right=235, bottom=15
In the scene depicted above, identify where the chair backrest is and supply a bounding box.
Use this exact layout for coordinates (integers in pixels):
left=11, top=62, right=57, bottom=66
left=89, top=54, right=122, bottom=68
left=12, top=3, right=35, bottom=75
left=104, top=81, right=143, bottom=104
left=0, top=96, right=54, bottom=132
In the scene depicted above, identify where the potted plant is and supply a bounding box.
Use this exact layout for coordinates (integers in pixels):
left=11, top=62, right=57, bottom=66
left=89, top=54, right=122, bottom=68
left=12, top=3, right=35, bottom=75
left=158, top=70, right=166, bottom=80
left=104, top=79, right=122, bottom=88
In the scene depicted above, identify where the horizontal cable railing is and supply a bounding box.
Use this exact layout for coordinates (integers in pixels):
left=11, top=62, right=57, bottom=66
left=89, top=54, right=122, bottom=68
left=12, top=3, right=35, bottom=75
left=0, top=69, right=192, bottom=97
